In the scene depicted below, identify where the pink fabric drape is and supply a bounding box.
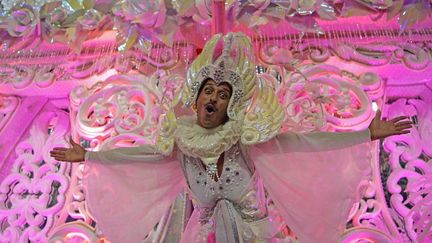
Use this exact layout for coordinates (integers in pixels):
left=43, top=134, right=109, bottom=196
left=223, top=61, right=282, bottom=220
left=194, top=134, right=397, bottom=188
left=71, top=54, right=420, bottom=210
left=252, top=138, right=371, bottom=243
left=82, top=129, right=372, bottom=242
left=83, top=147, right=185, bottom=243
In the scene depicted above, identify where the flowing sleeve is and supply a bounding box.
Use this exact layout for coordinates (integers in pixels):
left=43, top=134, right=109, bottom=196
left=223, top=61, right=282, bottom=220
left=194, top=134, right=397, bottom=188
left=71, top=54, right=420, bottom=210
left=251, top=129, right=372, bottom=243
left=260, top=129, right=371, bottom=152
left=83, top=145, right=185, bottom=243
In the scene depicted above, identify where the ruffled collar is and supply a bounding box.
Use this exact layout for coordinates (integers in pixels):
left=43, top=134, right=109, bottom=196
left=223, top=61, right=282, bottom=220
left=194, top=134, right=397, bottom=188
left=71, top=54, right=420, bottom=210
left=174, top=116, right=241, bottom=166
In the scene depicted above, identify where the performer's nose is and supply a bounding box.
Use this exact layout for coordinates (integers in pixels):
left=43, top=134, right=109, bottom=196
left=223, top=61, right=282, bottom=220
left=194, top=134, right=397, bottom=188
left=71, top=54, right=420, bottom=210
left=209, top=94, right=217, bottom=104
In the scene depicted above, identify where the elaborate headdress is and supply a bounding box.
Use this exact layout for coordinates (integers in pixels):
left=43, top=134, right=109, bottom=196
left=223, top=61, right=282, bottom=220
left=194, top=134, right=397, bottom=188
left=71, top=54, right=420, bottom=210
left=157, top=33, right=284, bottom=172
left=184, top=32, right=257, bottom=120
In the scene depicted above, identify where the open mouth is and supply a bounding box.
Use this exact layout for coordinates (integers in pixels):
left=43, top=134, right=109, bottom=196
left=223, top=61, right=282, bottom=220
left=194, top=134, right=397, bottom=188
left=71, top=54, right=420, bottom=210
left=205, top=103, right=216, bottom=114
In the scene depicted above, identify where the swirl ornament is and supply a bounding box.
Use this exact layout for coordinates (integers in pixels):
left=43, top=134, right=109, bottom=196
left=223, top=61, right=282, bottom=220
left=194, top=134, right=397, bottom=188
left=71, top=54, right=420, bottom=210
left=72, top=73, right=183, bottom=151
left=383, top=98, right=432, bottom=242
left=0, top=110, right=70, bottom=242
left=2, top=3, right=39, bottom=38
left=275, top=64, right=377, bottom=132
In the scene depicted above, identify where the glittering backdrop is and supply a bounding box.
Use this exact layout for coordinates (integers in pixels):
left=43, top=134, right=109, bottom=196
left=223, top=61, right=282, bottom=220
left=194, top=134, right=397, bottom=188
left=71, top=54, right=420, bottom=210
left=0, top=0, right=431, bottom=242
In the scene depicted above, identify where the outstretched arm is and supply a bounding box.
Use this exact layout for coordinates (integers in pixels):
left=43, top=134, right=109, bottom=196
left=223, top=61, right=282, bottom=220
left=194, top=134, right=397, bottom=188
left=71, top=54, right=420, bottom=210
left=258, top=110, right=412, bottom=153
left=50, top=138, right=165, bottom=164
left=368, top=110, right=412, bottom=140
left=50, top=138, right=86, bottom=163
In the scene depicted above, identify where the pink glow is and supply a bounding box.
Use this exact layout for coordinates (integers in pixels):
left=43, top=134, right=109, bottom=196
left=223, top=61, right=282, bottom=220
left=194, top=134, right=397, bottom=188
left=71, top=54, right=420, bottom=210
left=0, top=1, right=431, bottom=242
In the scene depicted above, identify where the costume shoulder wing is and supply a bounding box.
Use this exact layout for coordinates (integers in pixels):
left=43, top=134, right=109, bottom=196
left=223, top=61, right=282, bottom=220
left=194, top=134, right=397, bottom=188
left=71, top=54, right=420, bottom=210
left=241, top=74, right=284, bottom=145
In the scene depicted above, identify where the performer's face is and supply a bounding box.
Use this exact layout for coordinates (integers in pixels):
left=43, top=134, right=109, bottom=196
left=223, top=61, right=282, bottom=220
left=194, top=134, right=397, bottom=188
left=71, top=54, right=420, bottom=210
left=196, top=79, right=232, bottom=129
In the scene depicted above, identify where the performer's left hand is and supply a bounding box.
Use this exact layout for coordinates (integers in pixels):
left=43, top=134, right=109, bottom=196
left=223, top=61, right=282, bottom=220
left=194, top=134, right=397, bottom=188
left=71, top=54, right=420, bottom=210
left=368, top=110, right=413, bottom=140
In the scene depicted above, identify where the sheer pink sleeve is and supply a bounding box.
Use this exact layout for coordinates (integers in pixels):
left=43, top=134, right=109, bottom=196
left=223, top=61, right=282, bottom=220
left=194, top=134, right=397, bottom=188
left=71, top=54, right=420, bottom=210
left=251, top=130, right=372, bottom=243
left=259, top=128, right=371, bottom=152
left=83, top=145, right=185, bottom=243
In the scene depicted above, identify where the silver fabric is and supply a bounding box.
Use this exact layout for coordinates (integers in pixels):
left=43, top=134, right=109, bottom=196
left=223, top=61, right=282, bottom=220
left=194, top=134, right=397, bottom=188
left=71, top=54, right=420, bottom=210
left=182, top=144, right=282, bottom=242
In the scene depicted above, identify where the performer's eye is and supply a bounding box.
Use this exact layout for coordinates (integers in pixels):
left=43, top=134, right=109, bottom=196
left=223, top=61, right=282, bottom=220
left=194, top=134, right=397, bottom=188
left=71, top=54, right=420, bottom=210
left=204, top=87, right=213, bottom=94
left=219, top=92, right=228, bottom=99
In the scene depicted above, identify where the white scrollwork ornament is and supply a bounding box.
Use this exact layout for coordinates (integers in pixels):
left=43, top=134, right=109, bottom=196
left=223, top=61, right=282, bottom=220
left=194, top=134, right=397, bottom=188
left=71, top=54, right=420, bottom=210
left=384, top=98, right=432, bottom=242
left=274, top=64, right=376, bottom=132
left=73, top=72, right=184, bottom=151
left=0, top=110, right=70, bottom=242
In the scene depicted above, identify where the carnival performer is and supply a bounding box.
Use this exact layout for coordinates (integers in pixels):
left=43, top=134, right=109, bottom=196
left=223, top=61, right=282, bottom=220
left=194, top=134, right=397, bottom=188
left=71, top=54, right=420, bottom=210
left=50, top=33, right=412, bottom=243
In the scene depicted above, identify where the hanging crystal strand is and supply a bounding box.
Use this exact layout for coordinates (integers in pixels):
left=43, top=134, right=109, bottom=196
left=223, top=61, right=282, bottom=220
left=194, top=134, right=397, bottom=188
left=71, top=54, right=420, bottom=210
left=374, top=26, right=380, bottom=41
left=286, top=28, right=292, bottom=51
left=101, top=43, right=107, bottom=73
left=331, top=25, right=337, bottom=45
left=89, top=43, right=97, bottom=77
left=355, top=23, right=362, bottom=41
left=100, top=43, right=108, bottom=73
left=338, top=27, right=344, bottom=45
left=377, top=26, right=382, bottom=40
left=382, top=26, right=389, bottom=42
left=346, top=25, right=353, bottom=49
left=109, top=43, right=116, bottom=73
left=344, top=27, right=349, bottom=44
left=412, top=27, right=418, bottom=42
left=322, top=26, right=328, bottom=48
left=421, top=27, right=427, bottom=42
left=276, top=28, right=281, bottom=54
left=362, top=24, right=369, bottom=41
left=82, top=44, right=88, bottom=73
left=376, top=27, right=381, bottom=41
left=182, top=42, right=187, bottom=71
left=58, top=47, right=66, bottom=76
left=386, top=27, right=393, bottom=43
left=104, top=42, right=110, bottom=70
left=174, top=41, right=180, bottom=66
left=282, top=28, right=288, bottom=51
left=418, top=28, right=424, bottom=43
left=348, top=26, right=354, bottom=44
left=265, top=29, right=271, bottom=56
left=377, top=26, right=383, bottom=42
left=312, top=29, right=318, bottom=53
left=269, top=26, right=274, bottom=51
left=336, top=27, right=346, bottom=45
left=96, top=43, right=104, bottom=74
left=403, top=28, right=409, bottom=43
left=349, top=24, right=355, bottom=44
left=406, top=29, right=412, bottom=44
left=294, top=30, right=302, bottom=58
left=423, top=27, right=430, bottom=43
left=387, top=26, right=394, bottom=43
left=156, top=42, right=162, bottom=72
left=328, top=25, right=334, bottom=48
left=306, top=30, right=311, bottom=56
left=427, top=27, right=432, bottom=43
left=382, top=26, right=389, bottom=43
left=334, top=25, right=340, bottom=46
left=132, top=42, right=138, bottom=72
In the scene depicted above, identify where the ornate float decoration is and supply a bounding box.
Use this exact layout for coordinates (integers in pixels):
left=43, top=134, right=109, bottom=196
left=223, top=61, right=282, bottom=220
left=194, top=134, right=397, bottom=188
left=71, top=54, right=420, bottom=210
left=0, top=0, right=431, bottom=242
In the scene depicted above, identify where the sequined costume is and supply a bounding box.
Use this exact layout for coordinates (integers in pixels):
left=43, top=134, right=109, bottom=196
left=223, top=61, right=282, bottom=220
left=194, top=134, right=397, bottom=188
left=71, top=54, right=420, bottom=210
left=82, top=33, right=372, bottom=243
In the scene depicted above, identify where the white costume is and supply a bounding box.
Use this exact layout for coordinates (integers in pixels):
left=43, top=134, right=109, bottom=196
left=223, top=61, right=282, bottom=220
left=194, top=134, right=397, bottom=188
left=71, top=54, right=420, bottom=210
left=83, top=33, right=372, bottom=243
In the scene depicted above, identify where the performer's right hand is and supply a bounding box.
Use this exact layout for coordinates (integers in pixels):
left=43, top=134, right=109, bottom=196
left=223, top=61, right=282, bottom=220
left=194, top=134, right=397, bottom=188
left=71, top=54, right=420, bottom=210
left=50, top=138, right=86, bottom=162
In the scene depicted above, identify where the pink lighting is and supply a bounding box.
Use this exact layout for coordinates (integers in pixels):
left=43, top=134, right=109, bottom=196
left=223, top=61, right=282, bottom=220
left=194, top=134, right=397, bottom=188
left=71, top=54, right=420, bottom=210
left=0, top=0, right=431, bottom=242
